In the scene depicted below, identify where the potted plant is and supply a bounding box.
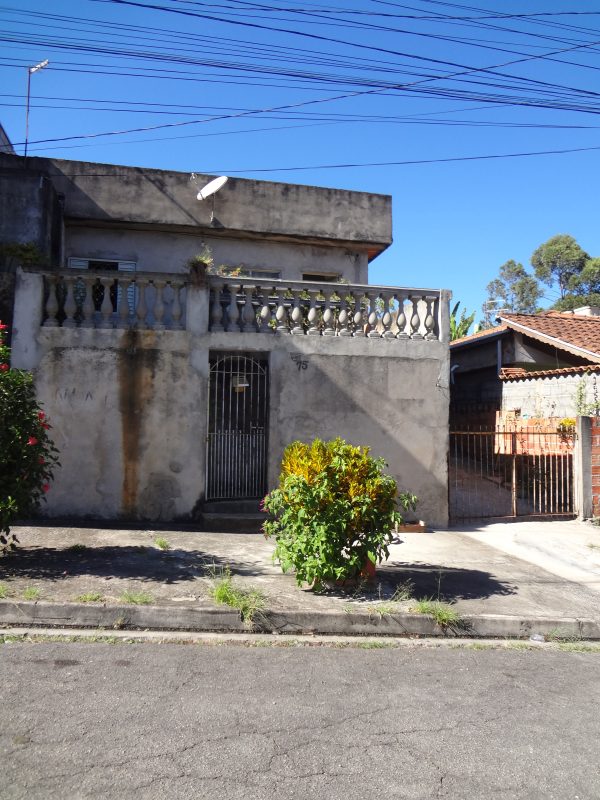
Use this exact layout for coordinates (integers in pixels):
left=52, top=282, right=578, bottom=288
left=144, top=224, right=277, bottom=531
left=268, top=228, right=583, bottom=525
left=262, top=437, right=417, bottom=589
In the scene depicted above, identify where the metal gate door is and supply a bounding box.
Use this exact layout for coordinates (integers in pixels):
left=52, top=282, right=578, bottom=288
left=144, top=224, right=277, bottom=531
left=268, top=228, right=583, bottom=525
left=206, top=354, right=269, bottom=501
left=449, top=428, right=575, bottom=521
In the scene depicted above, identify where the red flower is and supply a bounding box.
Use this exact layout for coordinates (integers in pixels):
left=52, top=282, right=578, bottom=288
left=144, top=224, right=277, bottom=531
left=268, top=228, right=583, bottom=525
left=0, top=364, right=8, bottom=372
left=38, top=411, right=46, bottom=421
left=0, top=323, right=7, bottom=330
left=42, top=483, right=50, bottom=493
left=41, top=422, right=50, bottom=430
left=39, top=456, right=45, bottom=465
left=27, top=436, right=38, bottom=446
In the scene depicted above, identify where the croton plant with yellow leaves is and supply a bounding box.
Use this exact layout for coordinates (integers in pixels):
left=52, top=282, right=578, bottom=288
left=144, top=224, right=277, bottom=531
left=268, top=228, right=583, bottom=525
left=262, top=437, right=417, bottom=588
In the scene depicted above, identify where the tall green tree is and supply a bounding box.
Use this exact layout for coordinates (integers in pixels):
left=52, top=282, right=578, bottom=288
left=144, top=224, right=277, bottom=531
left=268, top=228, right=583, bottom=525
left=484, top=259, right=542, bottom=320
left=554, top=256, right=600, bottom=310
left=531, top=234, right=589, bottom=299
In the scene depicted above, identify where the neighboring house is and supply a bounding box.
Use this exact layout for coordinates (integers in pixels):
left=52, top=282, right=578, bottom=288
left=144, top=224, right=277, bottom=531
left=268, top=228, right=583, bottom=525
left=3, top=152, right=452, bottom=527
left=450, top=308, right=600, bottom=427
left=0, top=123, right=14, bottom=154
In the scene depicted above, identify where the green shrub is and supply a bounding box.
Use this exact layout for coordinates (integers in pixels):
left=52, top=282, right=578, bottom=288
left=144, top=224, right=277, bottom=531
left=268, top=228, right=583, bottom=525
left=0, top=322, right=60, bottom=553
left=263, top=437, right=416, bottom=588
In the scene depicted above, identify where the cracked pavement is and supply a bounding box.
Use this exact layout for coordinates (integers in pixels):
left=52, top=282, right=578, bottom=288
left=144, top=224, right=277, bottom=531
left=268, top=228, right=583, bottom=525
left=1, top=642, right=599, bottom=799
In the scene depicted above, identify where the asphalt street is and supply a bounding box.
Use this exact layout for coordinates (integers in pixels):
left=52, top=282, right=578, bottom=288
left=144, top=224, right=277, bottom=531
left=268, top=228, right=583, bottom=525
left=1, top=641, right=599, bottom=799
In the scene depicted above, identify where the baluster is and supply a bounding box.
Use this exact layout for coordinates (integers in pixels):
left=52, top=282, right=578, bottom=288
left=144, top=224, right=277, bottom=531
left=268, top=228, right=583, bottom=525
left=424, top=296, right=436, bottom=340
left=136, top=281, right=148, bottom=329
left=338, top=293, right=351, bottom=336
left=98, top=277, right=114, bottom=329
left=396, top=295, right=409, bottom=339
left=307, top=289, right=320, bottom=336
left=117, top=277, right=132, bottom=329
left=381, top=292, right=395, bottom=339
left=62, top=276, right=77, bottom=328
left=290, top=290, right=304, bottom=335
left=367, top=292, right=380, bottom=338
left=322, top=290, right=335, bottom=336
left=239, top=286, right=256, bottom=332
left=209, top=282, right=225, bottom=332
left=225, top=284, right=241, bottom=332
left=409, top=295, right=423, bottom=339
left=258, top=288, right=275, bottom=333
left=275, top=289, right=290, bottom=333
left=352, top=293, right=365, bottom=337
left=43, top=276, right=60, bottom=327
left=80, top=276, right=94, bottom=327
left=153, top=280, right=165, bottom=330
left=171, top=281, right=183, bottom=330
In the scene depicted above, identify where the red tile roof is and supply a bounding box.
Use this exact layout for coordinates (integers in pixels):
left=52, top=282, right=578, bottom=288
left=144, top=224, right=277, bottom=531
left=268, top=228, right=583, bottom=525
left=499, top=312, right=600, bottom=361
left=500, top=364, right=600, bottom=381
left=450, top=323, right=509, bottom=347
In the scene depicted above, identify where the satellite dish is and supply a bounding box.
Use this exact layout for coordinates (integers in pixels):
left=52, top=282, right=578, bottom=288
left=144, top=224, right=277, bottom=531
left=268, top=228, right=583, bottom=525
left=197, top=175, right=228, bottom=201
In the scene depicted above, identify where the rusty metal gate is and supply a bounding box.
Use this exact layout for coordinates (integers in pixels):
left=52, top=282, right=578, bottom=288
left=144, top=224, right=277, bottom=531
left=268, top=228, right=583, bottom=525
left=449, top=428, right=575, bottom=521
left=206, top=353, right=269, bottom=501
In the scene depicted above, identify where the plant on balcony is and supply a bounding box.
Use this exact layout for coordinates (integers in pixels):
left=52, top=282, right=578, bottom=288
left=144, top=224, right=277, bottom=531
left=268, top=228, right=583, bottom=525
left=0, top=322, right=59, bottom=553
left=262, top=437, right=417, bottom=589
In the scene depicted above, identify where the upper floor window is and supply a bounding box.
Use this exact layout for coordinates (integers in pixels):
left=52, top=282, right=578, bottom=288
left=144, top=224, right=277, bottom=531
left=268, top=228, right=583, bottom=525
left=302, top=272, right=340, bottom=283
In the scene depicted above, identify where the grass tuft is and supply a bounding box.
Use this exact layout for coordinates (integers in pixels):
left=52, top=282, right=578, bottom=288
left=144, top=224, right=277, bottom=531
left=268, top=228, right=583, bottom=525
left=75, top=592, right=105, bottom=603
left=119, top=590, right=153, bottom=605
left=412, top=598, right=462, bottom=628
left=558, top=642, right=600, bottom=653
left=23, top=587, right=40, bottom=601
left=154, top=537, right=171, bottom=551
left=209, top=566, right=265, bottom=625
left=66, top=543, right=87, bottom=552
left=0, top=583, right=9, bottom=599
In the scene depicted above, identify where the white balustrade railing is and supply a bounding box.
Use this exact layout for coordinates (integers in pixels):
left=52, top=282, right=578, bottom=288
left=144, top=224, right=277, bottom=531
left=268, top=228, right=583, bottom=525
left=41, top=270, right=186, bottom=330
left=207, top=276, right=444, bottom=341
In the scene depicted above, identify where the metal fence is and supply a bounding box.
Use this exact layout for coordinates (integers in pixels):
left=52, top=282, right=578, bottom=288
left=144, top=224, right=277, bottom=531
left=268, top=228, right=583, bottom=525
left=449, top=428, right=575, bottom=521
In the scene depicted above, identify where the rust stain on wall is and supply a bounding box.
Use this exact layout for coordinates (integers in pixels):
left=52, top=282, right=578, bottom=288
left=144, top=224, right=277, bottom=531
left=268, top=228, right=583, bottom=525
left=118, top=330, right=158, bottom=516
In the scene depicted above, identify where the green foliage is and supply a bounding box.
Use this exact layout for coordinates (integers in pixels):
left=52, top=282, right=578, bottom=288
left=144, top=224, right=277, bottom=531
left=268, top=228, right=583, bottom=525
left=531, top=234, right=589, bottom=299
left=412, top=599, right=462, bottom=628
left=574, top=376, right=600, bottom=417
left=23, top=587, right=40, bottom=601
left=0, top=323, right=60, bottom=553
left=75, top=592, right=105, bottom=603
left=449, top=302, right=477, bottom=341
left=154, top=537, right=171, bottom=551
left=0, top=242, right=46, bottom=274
left=485, top=259, right=542, bottom=317
left=263, top=437, right=417, bottom=589
left=209, top=566, right=266, bottom=624
left=119, top=590, right=153, bottom=605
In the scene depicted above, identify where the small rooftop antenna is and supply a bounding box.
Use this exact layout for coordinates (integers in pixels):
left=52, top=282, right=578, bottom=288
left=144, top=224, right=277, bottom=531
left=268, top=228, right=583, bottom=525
left=191, top=175, right=228, bottom=223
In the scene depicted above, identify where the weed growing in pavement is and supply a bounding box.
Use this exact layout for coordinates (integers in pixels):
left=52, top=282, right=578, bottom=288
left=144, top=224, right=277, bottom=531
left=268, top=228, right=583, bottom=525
left=411, top=599, right=462, bottom=628
left=557, top=642, right=600, bottom=653
left=75, top=592, right=105, bottom=603
left=154, top=537, right=171, bottom=551
left=119, top=590, right=153, bottom=605
left=357, top=640, right=395, bottom=649
left=66, top=543, right=87, bottom=552
left=0, top=583, right=9, bottom=599
left=208, top=566, right=266, bottom=625
left=545, top=628, right=582, bottom=644
left=22, top=587, right=40, bottom=601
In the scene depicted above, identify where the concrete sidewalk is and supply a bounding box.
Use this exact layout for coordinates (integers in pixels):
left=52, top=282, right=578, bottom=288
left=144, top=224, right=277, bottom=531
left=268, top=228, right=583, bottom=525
left=0, top=520, right=599, bottom=638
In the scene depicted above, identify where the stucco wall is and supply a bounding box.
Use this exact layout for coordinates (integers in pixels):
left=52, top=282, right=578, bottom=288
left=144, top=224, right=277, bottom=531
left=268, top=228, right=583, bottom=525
left=65, top=226, right=368, bottom=282
left=502, top=371, right=600, bottom=418
left=19, top=327, right=450, bottom=528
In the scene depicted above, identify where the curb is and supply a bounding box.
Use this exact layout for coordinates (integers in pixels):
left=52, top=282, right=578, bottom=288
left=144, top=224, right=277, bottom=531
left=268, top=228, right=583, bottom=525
left=1, top=601, right=599, bottom=640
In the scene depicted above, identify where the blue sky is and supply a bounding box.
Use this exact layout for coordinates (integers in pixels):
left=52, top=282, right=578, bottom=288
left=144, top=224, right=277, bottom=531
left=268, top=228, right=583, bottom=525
left=2, top=0, right=600, bottom=323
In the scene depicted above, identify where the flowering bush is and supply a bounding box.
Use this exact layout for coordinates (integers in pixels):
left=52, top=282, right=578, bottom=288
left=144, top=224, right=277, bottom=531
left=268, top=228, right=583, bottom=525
left=0, top=322, right=59, bottom=553
left=263, top=437, right=417, bottom=588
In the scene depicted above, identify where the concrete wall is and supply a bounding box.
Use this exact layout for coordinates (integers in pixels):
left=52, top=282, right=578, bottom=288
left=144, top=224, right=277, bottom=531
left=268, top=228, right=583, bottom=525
left=65, top=226, right=368, bottom=282
left=502, top=371, right=600, bottom=418
left=12, top=277, right=450, bottom=528
left=0, top=154, right=392, bottom=259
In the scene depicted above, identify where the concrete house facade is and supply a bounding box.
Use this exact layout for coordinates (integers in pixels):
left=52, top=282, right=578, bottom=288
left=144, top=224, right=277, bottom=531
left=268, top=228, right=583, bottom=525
left=3, top=153, right=451, bottom=527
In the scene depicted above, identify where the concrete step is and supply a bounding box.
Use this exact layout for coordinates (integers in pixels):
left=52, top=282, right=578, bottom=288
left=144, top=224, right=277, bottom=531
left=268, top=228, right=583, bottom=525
left=201, top=512, right=266, bottom=533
